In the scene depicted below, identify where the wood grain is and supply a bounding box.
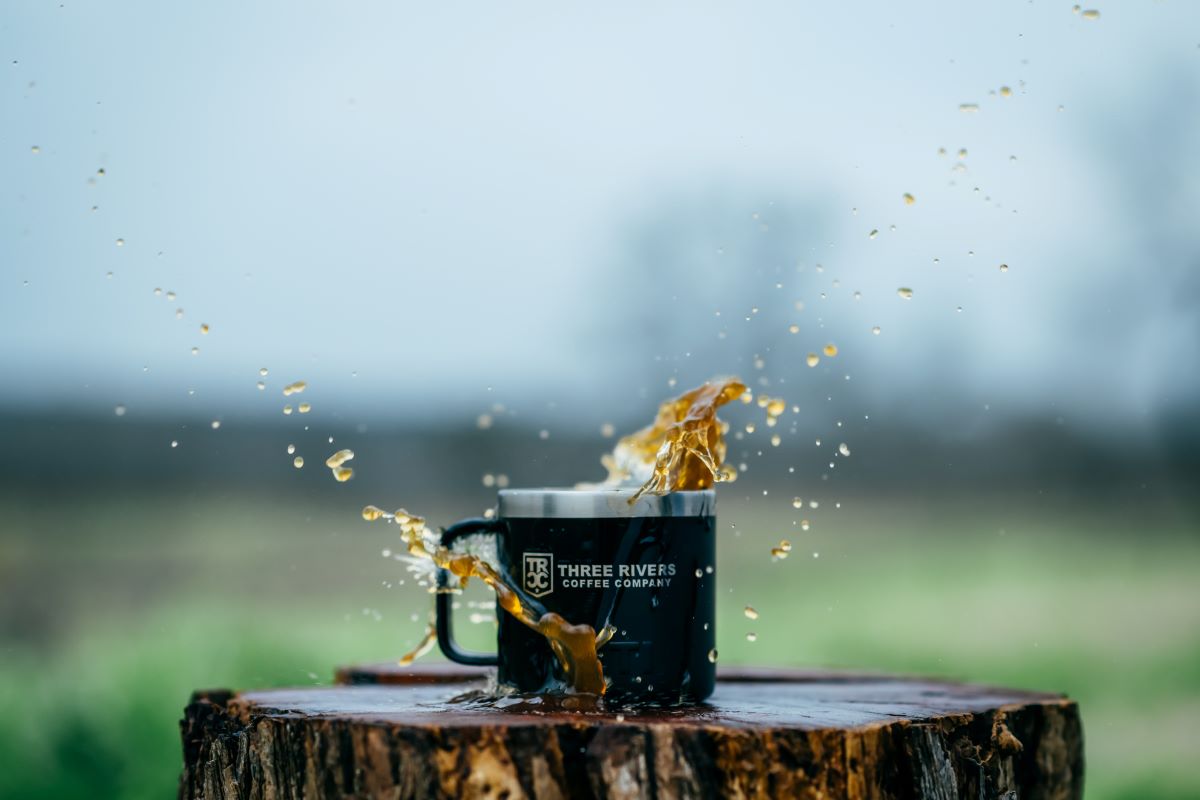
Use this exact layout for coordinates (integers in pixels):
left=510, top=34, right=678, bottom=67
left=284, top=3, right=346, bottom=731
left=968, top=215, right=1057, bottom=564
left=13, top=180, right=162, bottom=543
left=180, top=666, right=1083, bottom=799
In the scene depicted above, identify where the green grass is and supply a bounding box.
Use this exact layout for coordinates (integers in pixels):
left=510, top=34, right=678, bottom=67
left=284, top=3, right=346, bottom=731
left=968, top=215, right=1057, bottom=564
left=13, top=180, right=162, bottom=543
left=0, top=489, right=1197, bottom=798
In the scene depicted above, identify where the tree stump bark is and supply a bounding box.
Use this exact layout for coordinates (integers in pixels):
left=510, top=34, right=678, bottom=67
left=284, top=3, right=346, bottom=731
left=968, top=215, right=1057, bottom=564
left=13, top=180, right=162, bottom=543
left=180, top=664, right=1083, bottom=799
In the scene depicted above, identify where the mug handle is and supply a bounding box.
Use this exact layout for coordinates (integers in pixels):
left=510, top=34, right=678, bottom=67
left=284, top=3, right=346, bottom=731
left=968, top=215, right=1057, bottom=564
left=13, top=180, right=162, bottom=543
left=435, top=517, right=504, bottom=666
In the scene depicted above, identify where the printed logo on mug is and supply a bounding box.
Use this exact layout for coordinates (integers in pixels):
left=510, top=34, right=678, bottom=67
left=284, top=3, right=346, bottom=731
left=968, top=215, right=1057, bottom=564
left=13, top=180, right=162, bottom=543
left=522, top=552, right=554, bottom=598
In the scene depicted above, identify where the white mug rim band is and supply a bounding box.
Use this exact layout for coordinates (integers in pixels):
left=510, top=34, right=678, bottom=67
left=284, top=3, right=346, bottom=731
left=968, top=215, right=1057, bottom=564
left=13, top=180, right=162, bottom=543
left=497, top=487, right=715, bottom=519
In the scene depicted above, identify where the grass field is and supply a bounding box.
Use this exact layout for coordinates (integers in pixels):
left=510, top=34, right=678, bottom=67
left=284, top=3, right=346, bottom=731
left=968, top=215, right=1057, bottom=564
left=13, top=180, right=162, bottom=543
left=1, top=488, right=1197, bottom=799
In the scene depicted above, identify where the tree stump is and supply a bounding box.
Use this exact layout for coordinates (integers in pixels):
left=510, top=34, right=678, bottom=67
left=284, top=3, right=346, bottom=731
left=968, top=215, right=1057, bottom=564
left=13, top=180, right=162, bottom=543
left=180, top=664, right=1083, bottom=799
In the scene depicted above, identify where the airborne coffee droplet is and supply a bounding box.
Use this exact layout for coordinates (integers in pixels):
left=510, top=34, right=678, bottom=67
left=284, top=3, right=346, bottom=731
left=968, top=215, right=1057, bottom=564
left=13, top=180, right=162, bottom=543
left=326, top=449, right=356, bottom=482
left=325, top=449, right=354, bottom=468
left=361, top=505, right=387, bottom=522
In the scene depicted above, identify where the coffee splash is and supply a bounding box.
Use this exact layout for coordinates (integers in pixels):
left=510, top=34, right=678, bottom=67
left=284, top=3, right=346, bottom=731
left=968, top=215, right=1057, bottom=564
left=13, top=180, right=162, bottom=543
left=600, top=377, right=747, bottom=500
left=364, top=505, right=613, bottom=694
left=371, top=376, right=743, bottom=694
left=397, top=620, right=437, bottom=667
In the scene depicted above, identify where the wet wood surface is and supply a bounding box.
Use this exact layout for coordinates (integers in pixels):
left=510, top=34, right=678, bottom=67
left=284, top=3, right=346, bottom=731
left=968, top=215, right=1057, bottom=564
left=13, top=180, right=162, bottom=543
left=180, top=664, right=1083, bottom=799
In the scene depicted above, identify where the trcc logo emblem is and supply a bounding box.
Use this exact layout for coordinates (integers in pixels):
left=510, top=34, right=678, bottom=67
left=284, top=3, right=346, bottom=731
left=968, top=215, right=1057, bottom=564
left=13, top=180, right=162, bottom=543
left=523, top=552, right=554, bottom=598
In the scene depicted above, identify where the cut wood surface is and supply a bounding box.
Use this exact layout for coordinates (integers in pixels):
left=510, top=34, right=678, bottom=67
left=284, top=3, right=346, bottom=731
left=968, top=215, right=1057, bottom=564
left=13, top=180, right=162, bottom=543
left=180, top=664, right=1083, bottom=799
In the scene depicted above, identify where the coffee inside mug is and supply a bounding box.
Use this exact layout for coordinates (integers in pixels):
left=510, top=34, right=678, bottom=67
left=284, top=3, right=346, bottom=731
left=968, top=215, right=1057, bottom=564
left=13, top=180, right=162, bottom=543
left=435, top=487, right=716, bottom=703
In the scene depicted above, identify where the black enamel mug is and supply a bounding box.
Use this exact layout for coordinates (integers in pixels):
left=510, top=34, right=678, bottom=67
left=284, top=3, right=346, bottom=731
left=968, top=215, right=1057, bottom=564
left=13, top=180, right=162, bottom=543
left=435, top=488, right=716, bottom=703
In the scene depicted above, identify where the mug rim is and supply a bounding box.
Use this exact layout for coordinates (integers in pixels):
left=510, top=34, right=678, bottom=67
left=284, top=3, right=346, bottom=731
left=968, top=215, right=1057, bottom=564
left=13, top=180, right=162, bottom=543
left=497, top=487, right=715, bottom=519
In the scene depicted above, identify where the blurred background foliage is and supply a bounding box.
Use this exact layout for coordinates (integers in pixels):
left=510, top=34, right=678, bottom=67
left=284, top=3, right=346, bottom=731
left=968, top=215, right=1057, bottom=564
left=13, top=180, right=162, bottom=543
left=3, top=1, right=1199, bottom=798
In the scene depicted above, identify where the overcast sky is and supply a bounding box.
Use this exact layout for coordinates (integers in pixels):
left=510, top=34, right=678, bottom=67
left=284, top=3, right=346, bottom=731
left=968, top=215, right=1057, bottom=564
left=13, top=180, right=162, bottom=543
left=2, top=2, right=1198, bottom=440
